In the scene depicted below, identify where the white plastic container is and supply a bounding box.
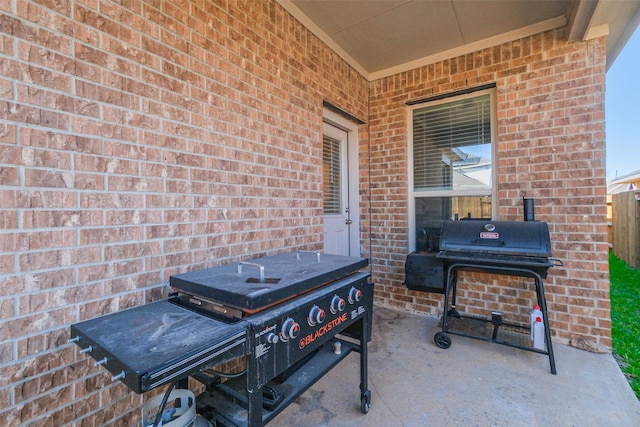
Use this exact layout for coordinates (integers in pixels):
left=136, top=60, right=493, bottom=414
left=532, top=316, right=546, bottom=350
left=530, top=304, right=542, bottom=340
left=143, top=389, right=196, bottom=427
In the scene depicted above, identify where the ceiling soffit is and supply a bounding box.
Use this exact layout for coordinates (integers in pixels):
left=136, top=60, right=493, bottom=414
left=277, top=0, right=640, bottom=80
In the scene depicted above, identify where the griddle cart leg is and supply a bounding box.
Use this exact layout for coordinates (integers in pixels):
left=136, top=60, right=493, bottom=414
left=360, top=314, right=371, bottom=414
left=246, top=351, right=264, bottom=427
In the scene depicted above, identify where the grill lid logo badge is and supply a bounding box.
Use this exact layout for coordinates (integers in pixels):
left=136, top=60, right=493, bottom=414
left=481, top=224, right=498, bottom=239
left=480, top=232, right=499, bottom=239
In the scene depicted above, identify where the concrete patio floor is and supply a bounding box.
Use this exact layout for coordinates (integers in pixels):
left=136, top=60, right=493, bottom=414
left=269, top=306, right=640, bottom=427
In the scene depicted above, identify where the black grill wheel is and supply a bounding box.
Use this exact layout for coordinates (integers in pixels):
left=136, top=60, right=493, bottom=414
left=434, top=332, right=451, bottom=349
left=361, top=390, right=371, bottom=414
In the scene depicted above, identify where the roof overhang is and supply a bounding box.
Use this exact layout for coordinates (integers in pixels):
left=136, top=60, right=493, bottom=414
left=277, top=0, right=640, bottom=81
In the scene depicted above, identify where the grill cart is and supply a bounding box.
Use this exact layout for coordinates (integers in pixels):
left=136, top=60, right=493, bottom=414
left=435, top=220, right=562, bottom=374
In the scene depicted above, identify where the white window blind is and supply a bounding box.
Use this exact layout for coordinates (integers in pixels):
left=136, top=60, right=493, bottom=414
left=413, top=94, right=492, bottom=192
left=323, top=135, right=341, bottom=214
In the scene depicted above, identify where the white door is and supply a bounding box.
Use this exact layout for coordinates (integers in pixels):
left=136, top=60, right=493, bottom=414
left=323, top=122, right=352, bottom=256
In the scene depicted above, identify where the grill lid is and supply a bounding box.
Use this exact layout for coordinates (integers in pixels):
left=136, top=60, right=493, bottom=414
left=438, top=220, right=552, bottom=258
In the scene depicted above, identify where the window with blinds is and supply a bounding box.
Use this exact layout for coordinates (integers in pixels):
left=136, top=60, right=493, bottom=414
left=413, top=93, right=492, bottom=193
left=409, top=89, right=495, bottom=251
left=323, top=135, right=341, bottom=215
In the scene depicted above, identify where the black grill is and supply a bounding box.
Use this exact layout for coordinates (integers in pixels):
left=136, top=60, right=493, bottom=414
left=406, top=218, right=562, bottom=375
left=436, top=219, right=562, bottom=277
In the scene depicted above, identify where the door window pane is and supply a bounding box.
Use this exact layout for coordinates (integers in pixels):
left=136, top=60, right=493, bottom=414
left=323, top=135, right=341, bottom=215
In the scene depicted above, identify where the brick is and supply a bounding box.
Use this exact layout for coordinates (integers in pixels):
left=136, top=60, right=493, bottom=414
left=0, top=251, right=14, bottom=274
left=78, top=293, right=143, bottom=321
left=0, top=307, right=74, bottom=341
left=0, top=164, right=19, bottom=185
left=24, top=168, right=74, bottom=188
left=0, top=295, right=15, bottom=319
left=0, top=340, right=12, bottom=365
left=23, top=209, right=101, bottom=229
left=0, top=122, right=16, bottom=142
left=21, top=228, right=76, bottom=249
left=0, top=28, right=13, bottom=55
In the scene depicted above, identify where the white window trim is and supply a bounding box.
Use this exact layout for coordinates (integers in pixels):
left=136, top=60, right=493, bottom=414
left=407, top=88, right=498, bottom=252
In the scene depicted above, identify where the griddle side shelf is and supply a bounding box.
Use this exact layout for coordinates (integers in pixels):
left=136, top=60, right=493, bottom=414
left=436, top=261, right=557, bottom=375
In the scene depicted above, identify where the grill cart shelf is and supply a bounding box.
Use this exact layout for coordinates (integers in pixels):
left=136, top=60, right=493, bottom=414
left=434, top=262, right=558, bottom=375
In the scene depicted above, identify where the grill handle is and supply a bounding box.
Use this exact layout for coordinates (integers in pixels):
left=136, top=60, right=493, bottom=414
left=296, top=250, right=321, bottom=262
left=550, top=258, right=564, bottom=267
left=471, top=239, right=506, bottom=246
left=237, top=262, right=265, bottom=280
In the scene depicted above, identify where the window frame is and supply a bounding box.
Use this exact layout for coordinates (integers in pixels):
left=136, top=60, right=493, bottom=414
left=407, top=88, right=498, bottom=252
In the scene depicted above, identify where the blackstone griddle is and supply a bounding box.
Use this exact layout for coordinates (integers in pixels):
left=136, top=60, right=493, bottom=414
left=70, top=251, right=374, bottom=426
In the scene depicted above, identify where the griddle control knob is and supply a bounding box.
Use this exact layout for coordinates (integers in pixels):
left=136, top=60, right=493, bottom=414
left=266, top=333, right=279, bottom=344
left=281, top=318, right=300, bottom=341
left=348, top=287, right=362, bottom=304
left=330, top=295, right=346, bottom=314
left=308, top=305, right=325, bottom=326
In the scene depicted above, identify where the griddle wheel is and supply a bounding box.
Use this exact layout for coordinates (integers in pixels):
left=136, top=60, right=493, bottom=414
left=434, top=332, right=451, bottom=349
left=361, top=390, right=371, bottom=414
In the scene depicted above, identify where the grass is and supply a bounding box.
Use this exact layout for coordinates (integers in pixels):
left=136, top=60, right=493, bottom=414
left=610, top=252, right=640, bottom=398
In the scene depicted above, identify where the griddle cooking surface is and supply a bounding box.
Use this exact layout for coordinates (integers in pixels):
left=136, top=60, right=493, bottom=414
left=170, top=252, right=368, bottom=311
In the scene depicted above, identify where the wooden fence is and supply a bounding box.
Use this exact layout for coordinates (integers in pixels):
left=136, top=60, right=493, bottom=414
left=611, top=190, right=640, bottom=268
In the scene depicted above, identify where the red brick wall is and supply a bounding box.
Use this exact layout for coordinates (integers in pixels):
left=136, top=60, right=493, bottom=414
left=0, top=1, right=367, bottom=425
left=369, top=29, right=610, bottom=348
